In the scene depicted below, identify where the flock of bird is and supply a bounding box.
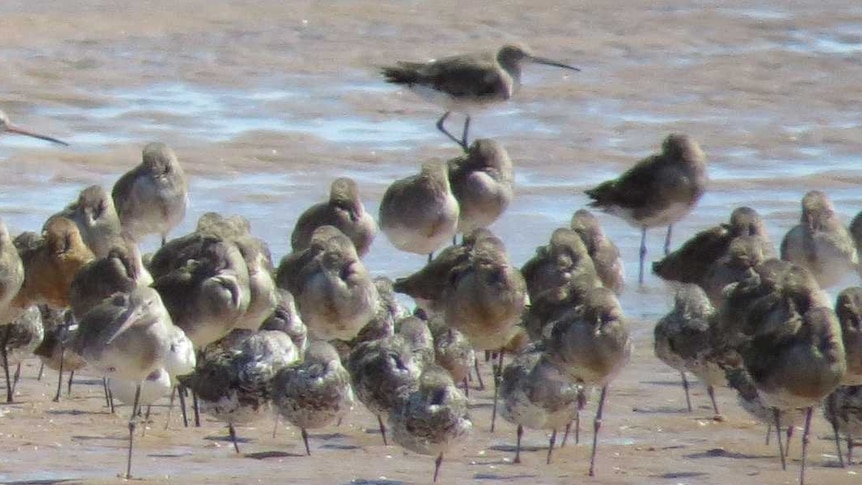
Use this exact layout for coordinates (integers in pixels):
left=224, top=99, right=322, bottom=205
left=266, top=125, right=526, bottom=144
left=0, top=42, right=860, bottom=484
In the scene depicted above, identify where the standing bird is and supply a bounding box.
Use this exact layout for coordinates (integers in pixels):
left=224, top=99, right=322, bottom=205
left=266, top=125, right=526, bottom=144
left=586, top=133, right=708, bottom=285
left=290, top=177, right=377, bottom=257
left=389, top=365, right=472, bottom=483
left=379, top=160, right=460, bottom=261
left=381, top=43, right=579, bottom=150
left=544, top=287, right=632, bottom=476
left=0, top=109, right=68, bottom=146
left=271, top=341, right=353, bottom=455
left=570, top=209, right=625, bottom=294
left=447, top=139, right=514, bottom=236
left=0, top=306, right=44, bottom=403
left=835, top=288, right=862, bottom=386
left=781, top=190, right=857, bottom=288
left=59, top=185, right=126, bottom=259
left=70, top=287, right=176, bottom=478
left=112, top=142, right=188, bottom=246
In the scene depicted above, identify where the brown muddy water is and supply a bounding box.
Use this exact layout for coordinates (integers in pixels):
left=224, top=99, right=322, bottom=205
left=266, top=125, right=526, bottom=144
left=1, top=0, right=862, bottom=483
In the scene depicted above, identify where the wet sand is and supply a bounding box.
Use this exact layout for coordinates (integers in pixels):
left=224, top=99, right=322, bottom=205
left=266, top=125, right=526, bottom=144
left=1, top=0, right=862, bottom=483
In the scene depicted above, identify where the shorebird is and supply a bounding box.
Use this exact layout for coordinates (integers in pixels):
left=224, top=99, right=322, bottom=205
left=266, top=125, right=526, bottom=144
left=0, top=216, right=25, bottom=329
left=544, top=286, right=632, bottom=476
left=396, top=315, right=436, bottom=370
left=70, top=287, right=176, bottom=478
left=271, top=341, right=354, bottom=455
left=836, top=287, right=862, bottom=386
left=0, top=109, right=68, bottom=146
left=428, top=316, right=475, bottom=395
left=260, top=289, right=307, bottom=353
left=33, top=306, right=86, bottom=402
left=329, top=276, right=409, bottom=361
left=499, top=345, right=580, bottom=464
left=379, top=160, right=460, bottom=261
left=276, top=226, right=378, bottom=341
left=702, top=235, right=772, bottom=307
left=150, top=235, right=250, bottom=348
left=347, top=331, right=423, bottom=445
left=13, top=217, right=95, bottom=310
left=781, top=190, right=858, bottom=288
left=69, top=245, right=148, bottom=321
left=653, top=206, right=772, bottom=289
left=521, top=227, right=600, bottom=300
left=653, top=284, right=725, bottom=414
left=290, top=177, right=377, bottom=257
left=389, top=365, right=472, bottom=483
left=112, top=142, right=188, bottom=246
left=58, top=185, right=126, bottom=259
left=0, top=305, right=43, bottom=402
left=823, top=384, right=862, bottom=466
left=108, top=368, right=173, bottom=416
left=182, top=330, right=300, bottom=453
left=381, top=43, right=579, bottom=150
left=196, top=213, right=277, bottom=331
left=447, top=138, right=514, bottom=236
left=570, top=209, right=624, bottom=294
left=586, top=133, right=708, bottom=285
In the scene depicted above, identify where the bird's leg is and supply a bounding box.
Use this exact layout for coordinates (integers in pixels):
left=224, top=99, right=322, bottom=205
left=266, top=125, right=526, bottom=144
left=103, top=377, right=113, bottom=412
left=377, top=414, right=388, bottom=445
left=765, top=423, right=771, bottom=445
left=462, top=377, right=469, bottom=398
left=561, top=420, right=572, bottom=448
left=490, top=349, right=504, bottom=432
left=786, top=425, right=793, bottom=458
left=301, top=427, right=311, bottom=456
left=473, top=356, right=485, bottom=390
left=514, top=424, right=523, bottom=464
left=547, top=428, right=557, bottom=465
left=576, top=386, right=587, bottom=444
left=192, top=388, right=201, bottom=427
left=178, top=383, right=189, bottom=427
left=435, top=111, right=465, bottom=149
left=125, top=382, right=142, bottom=479
left=664, top=225, right=673, bottom=255
left=12, top=363, right=21, bottom=393
left=433, top=453, right=444, bottom=483
left=165, top=385, right=176, bottom=430
left=774, top=408, right=786, bottom=470
left=638, top=227, right=647, bottom=285
left=800, top=407, right=813, bottom=485
left=2, top=325, right=12, bottom=403
left=460, top=116, right=471, bottom=151
left=848, top=433, right=854, bottom=465
left=680, top=371, right=692, bottom=412
left=272, top=413, right=279, bottom=438
left=229, top=423, right=240, bottom=454
left=589, top=386, right=609, bottom=477
left=67, top=370, right=75, bottom=396
left=830, top=413, right=844, bottom=467
left=52, top=344, right=65, bottom=403
left=37, top=362, right=44, bottom=381
left=707, top=385, right=720, bottom=415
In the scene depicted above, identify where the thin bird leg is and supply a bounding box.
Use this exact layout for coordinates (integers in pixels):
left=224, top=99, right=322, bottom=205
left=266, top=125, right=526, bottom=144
left=52, top=344, right=65, bottom=403
left=272, top=413, right=279, bottom=438
left=192, top=388, right=201, bottom=427
left=664, top=225, right=673, bottom=255
left=638, top=227, right=647, bottom=285
left=301, top=427, right=311, bottom=456
left=830, top=414, right=845, bottom=467
left=229, top=423, right=241, bottom=454
left=514, top=424, right=523, bottom=464
left=561, top=420, right=572, bottom=448
left=2, top=325, right=12, bottom=403
left=800, top=407, right=813, bottom=485
left=67, top=370, right=75, bottom=396
left=178, top=384, right=189, bottom=427
left=786, top=426, right=794, bottom=458
left=490, top=349, right=504, bottom=432
left=589, top=385, right=609, bottom=477
left=461, top=116, right=471, bottom=151
left=433, top=452, right=444, bottom=483
left=377, top=414, right=389, bottom=445
left=576, top=386, right=587, bottom=444
left=765, top=423, right=771, bottom=445
left=125, top=382, right=142, bottom=479
left=473, top=355, right=485, bottom=390
left=37, top=362, right=44, bottom=381
left=707, top=385, right=720, bottom=415
left=165, top=385, right=176, bottom=430
left=547, top=428, right=557, bottom=465
left=435, top=111, right=466, bottom=150
left=680, top=371, right=692, bottom=412
left=849, top=433, right=854, bottom=465
left=12, top=362, right=21, bottom=392
left=774, top=408, right=786, bottom=470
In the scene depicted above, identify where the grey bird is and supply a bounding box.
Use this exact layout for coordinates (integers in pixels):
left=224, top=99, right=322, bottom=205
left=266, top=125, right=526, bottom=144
left=381, top=43, right=579, bottom=150
left=112, top=142, right=188, bottom=246
left=570, top=209, right=625, bottom=295
left=448, top=138, right=514, bottom=235
left=586, top=133, right=708, bottom=285
left=59, top=185, right=126, bottom=259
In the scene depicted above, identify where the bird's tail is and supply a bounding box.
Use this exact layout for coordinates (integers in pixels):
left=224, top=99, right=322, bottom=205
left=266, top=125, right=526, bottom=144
left=381, top=63, right=422, bottom=86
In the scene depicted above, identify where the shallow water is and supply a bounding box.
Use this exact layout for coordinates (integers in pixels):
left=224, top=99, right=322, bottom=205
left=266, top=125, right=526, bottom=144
left=1, top=0, right=862, bottom=483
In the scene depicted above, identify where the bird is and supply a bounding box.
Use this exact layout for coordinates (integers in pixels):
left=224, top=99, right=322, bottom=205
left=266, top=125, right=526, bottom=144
left=653, top=206, right=772, bottom=288
left=836, top=287, right=862, bottom=386
left=586, top=133, right=708, bottom=285
left=0, top=109, right=68, bottom=146
left=0, top=216, right=25, bottom=326
left=389, top=364, right=472, bottom=483
left=381, top=43, right=579, bottom=150
left=499, top=344, right=580, bottom=465
left=290, top=177, right=377, bottom=257
left=544, top=286, right=632, bottom=476
left=379, top=160, right=460, bottom=260
left=0, top=305, right=44, bottom=403
left=271, top=341, right=354, bottom=455
left=653, top=284, right=725, bottom=414
left=347, top=331, right=423, bottom=445
left=276, top=225, right=378, bottom=342
left=112, top=142, right=189, bottom=246
left=428, top=315, right=475, bottom=395
left=70, top=287, right=177, bottom=478
left=447, top=138, right=514, bottom=236
left=702, top=235, right=772, bottom=307
left=181, top=330, right=300, bottom=453
left=569, top=209, right=625, bottom=294
left=781, top=190, right=857, bottom=288
left=520, top=227, right=600, bottom=300
left=822, top=384, right=862, bottom=466
left=69, top=245, right=149, bottom=321
left=260, top=289, right=307, bottom=353
left=58, top=185, right=126, bottom=259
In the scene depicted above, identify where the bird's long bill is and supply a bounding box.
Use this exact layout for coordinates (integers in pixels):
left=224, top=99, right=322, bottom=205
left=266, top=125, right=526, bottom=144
left=529, top=55, right=581, bottom=72
left=5, top=125, right=69, bottom=146
left=106, top=305, right=144, bottom=346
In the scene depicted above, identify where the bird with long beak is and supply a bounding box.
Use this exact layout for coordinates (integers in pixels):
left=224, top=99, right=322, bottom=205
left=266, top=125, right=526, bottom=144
left=0, top=110, right=68, bottom=146
left=382, top=43, right=579, bottom=150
